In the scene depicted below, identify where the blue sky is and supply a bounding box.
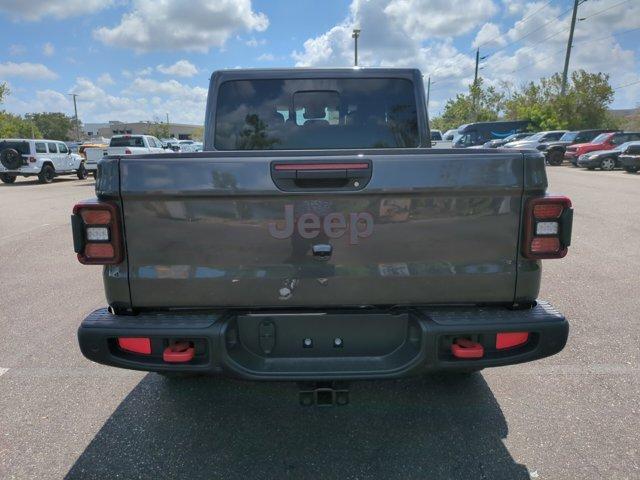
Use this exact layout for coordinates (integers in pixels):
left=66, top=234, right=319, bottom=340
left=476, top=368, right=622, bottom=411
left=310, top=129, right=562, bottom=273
left=1, top=0, right=638, bottom=124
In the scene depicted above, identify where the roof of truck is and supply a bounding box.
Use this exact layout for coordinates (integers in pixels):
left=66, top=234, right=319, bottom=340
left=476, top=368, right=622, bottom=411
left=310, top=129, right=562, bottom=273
left=211, top=67, right=422, bottom=80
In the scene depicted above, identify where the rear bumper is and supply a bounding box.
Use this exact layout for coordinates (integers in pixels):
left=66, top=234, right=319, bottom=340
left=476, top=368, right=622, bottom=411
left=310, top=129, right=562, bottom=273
left=620, top=156, right=640, bottom=169
left=78, top=301, right=568, bottom=380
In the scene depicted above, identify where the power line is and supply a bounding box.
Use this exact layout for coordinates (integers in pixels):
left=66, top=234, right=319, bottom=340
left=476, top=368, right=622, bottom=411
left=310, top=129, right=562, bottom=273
left=487, top=4, right=575, bottom=58
left=613, top=79, right=640, bottom=91
left=578, top=0, right=631, bottom=21
left=474, top=0, right=555, bottom=50
left=508, top=27, right=640, bottom=75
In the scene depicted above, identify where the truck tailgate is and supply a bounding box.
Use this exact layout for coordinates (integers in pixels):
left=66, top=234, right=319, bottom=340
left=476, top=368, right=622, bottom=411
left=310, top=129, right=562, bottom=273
left=119, top=151, right=525, bottom=308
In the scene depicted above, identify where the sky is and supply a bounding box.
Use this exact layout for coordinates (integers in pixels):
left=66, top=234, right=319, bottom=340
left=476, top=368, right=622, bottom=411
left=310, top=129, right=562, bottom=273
left=0, top=0, right=638, bottom=125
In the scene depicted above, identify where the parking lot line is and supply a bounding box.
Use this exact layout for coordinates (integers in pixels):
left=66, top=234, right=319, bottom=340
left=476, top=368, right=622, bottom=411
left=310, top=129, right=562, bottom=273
left=0, top=367, right=8, bottom=377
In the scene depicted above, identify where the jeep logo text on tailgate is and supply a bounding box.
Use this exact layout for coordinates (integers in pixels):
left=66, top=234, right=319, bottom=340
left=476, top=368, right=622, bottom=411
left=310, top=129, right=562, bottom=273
left=268, top=204, right=374, bottom=244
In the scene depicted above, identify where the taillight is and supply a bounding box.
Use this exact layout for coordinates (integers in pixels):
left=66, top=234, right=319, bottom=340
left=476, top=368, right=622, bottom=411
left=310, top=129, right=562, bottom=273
left=71, top=200, right=123, bottom=265
left=28, top=156, right=37, bottom=163
left=523, top=196, right=573, bottom=259
left=124, top=148, right=132, bottom=154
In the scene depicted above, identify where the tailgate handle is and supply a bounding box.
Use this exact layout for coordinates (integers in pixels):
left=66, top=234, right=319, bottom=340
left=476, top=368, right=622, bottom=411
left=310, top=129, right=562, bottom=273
left=271, top=161, right=372, bottom=191
left=312, top=243, right=332, bottom=260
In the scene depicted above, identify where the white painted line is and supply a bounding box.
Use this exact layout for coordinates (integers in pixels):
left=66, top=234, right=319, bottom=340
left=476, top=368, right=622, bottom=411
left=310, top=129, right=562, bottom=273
left=0, top=368, right=8, bottom=377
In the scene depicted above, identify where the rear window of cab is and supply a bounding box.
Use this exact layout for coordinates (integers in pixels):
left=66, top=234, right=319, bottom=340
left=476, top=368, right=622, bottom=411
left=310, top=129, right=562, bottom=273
left=110, top=136, right=145, bottom=147
left=214, top=78, right=419, bottom=150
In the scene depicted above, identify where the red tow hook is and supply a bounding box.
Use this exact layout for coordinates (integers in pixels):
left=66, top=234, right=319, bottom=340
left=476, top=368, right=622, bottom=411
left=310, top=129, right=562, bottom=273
left=163, top=341, right=195, bottom=363
left=451, top=338, right=484, bottom=359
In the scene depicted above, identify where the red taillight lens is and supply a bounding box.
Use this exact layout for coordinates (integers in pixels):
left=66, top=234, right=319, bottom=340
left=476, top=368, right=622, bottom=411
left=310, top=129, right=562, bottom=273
left=72, top=201, right=123, bottom=265
left=118, top=337, right=151, bottom=355
left=533, top=203, right=563, bottom=219
left=496, top=332, right=529, bottom=349
left=523, top=196, right=572, bottom=259
left=531, top=237, right=560, bottom=254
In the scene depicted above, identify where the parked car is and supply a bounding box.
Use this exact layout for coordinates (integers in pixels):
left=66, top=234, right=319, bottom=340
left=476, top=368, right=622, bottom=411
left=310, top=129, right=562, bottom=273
left=0, top=138, right=87, bottom=184
left=453, top=120, right=531, bottom=148
left=106, top=135, right=166, bottom=156
left=503, top=130, right=567, bottom=150
left=72, top=68, right=572, bottom=394
left=579, top=141, right=640, bottom=171
left=540, top=129, right=617, bottom=166
left=442, top=129, right=457, bottom=141
left=618, top=144, right=640, bottom=173
left=84, top=147, right=108, bottom=178
left=430, top=129, right=453, bottom=148
left=481, top=132, right=532, bottom=148
left=565, top=131, right=640, bottom=165
left=78, top=143, right=107, bottom=159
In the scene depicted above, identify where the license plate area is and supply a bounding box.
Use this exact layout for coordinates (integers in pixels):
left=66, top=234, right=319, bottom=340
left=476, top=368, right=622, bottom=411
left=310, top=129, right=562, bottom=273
left=236, top=310, right=410, bottom=357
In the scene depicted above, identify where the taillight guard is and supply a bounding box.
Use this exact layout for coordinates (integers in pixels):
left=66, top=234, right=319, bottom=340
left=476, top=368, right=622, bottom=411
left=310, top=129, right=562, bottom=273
left=72, top=200, right=124, bottom=265
left=523, top=195, right=573, bottom=260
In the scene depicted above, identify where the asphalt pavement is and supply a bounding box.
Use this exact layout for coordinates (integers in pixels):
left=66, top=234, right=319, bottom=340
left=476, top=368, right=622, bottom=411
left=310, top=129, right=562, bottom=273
left=0, top=167, right=638, bottom=479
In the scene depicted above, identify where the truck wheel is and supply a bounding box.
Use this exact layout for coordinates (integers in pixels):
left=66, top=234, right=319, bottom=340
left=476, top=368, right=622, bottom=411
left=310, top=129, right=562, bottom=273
left=38, top=164, right=55, bottom=184
left=0, top=173, right=17, bottom=184
left=0, top=148, right=22, bottom=170
left=548, top=150, right=563, bottom=166
left=623, top=166, right=639, bottom=173
left=600, top=157, right=616, bottom=171
left=76, top=162, right=88, bottom=180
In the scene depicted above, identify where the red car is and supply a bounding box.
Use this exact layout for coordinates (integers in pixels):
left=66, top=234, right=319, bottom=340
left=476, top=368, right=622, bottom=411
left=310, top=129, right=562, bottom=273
left=566, top=132, right=640, bottom=164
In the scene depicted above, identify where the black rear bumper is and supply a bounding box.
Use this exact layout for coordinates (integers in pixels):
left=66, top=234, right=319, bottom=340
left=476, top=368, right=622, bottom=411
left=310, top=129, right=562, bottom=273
left=78, top=301, right=568, bottom=380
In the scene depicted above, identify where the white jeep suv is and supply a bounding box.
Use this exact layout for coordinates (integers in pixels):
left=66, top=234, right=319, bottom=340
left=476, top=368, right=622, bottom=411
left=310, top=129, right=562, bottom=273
left=0, top=138, right=88, bottom=184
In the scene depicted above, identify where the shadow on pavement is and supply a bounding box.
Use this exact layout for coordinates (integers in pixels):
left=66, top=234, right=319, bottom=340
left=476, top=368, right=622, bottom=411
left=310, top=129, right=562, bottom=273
left=66, top=373, right=528, bottom=479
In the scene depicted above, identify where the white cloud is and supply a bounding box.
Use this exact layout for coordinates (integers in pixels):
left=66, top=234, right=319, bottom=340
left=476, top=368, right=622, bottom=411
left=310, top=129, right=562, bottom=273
left=292, top=0, right=496, bottom=68
left=293, top=0, right=640, bottom=112
left=42, top=42, right=55, bottom=56
left=257, top=53, right=275, bottom=61
left=0, top=0, right=115, bottom=21
left=245, top=37, right=266, bottom=47
left=157, top=60, right=198, bottom=77
left=122, top=67, right=153, bottom=78
left=473, top=23, right=505, bottom=48
left=97, top=73, right=115, bottom=86
left=8, top=44, right=26, bottom=56
left=94, top=0, right=269, bottom=52
left=0, top=62, right=57, bottom=80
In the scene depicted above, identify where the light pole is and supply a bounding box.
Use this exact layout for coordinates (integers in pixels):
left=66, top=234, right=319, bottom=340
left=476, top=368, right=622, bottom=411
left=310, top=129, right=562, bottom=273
left=352, top=29, right=361, bottom=66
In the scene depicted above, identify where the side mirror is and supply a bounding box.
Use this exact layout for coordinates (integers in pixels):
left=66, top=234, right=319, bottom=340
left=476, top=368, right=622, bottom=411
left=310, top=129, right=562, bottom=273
left=431, top=141, right=437, bottom=147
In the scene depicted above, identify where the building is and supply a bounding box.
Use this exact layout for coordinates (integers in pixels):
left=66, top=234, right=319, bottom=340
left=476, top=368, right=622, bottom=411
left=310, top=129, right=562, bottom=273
left=82, top=120, right=203, bottom=141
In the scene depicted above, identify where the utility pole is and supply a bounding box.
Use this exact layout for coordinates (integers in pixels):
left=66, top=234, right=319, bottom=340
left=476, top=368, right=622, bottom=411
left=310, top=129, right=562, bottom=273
left=426, top=75, right=431, bottom=111
left=352, top=29, right=361, bottom=66
left=474, top=48, right=480, bottom=86
left=166, top=112, right=170, bottom=125
left=69, top=93, right=80, bottom=142
left=561, top=0, right=580, bottom=96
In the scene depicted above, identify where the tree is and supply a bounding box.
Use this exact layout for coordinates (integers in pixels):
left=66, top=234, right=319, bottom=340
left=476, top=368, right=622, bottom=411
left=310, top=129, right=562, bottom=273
left=0, top=111, right=41, bottom=138
left=504, top=70, right=615, bottom=130
left=431, top=79, right=504, bottom=132
left=148, top=122, right=171, bottom=139
left=191, top=126, right=204, bottom=141
left=25, top=112, right=75, bottom=140
left=0, top=82, right=8, bottom=104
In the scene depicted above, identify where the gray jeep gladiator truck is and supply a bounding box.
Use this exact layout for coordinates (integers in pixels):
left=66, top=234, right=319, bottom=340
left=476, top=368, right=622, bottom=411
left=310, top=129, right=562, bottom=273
left=73, top=68, right=572, bottom=391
